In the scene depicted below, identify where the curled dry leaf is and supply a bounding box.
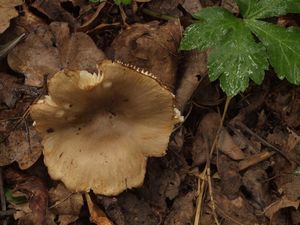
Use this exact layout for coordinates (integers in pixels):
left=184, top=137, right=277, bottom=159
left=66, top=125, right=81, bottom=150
left=176, top=51, right=207, bottom=111
left=4, top=169, right=48, bottom=225
left=0, top=0, right=23, bottom=33
left=112, top=20, right=182, bottom=89
left=0, top=127, right=42, bottom=169
left=264, top=196, right=300, bottom=220
left=86, top=194, right=114, bottom=225
left=8, top=22, right=105, bottom=87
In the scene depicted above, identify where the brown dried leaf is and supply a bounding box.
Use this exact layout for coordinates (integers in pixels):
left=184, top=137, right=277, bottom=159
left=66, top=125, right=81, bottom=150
left=86, top=194, right=114, bottom=225
left=8, top=22, right=105, bottom=87
left=215, top=192, right=258, bottom=225
left=217, top=154, right=241, bottom=199
left=264, top=196, right=300, bottom=220
left=0, top=0, right=23, bottom=33
left=163, top=192, right=195, bottom=225
left=242, top=168, right=271, bottom=208
left=0, top=127, right=42, bottom=169
left=49, top=183, right=83, bottom=215
left=281, top=176, right=300, bottom=201
left=31, top=0, right=77, bottom=28
left=176, top=51, right=207, bottom=111
left=217, top=128, right=245, bottom=160
left=146, top=0, right=183, bottom=16
left=181, top=0, right=202, bottom=15
left=0, top=73, right=22, bottom=108
left=112, top=20, right=181, bottom=89
left=58, top=215, right=78, bottom=225
left=4, top=169, right=48, bottom=225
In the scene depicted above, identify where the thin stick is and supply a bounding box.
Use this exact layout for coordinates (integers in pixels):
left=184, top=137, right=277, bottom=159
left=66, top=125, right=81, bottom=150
left=236, top=122, right=299, bottom=164
left=0, top=168, right=7, bottom=225
left=193, top=96, right=232, bottom=225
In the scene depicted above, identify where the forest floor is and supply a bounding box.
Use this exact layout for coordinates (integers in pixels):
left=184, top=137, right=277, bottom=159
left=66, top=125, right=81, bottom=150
left=0, top=0, right=300, bottom=225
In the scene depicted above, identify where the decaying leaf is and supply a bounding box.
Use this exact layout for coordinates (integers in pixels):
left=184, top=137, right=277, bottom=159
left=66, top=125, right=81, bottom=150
left=49, top=183, right=83, bottom=225
left=0, top=0, right=23, bottom=33
left=281, top=175, right=300, bottom=201
left=176, top=50, right=207, bottom=111
left=217, top=128, right=245, bottom=160
left=112, top=20, right=182, bottom=89
left=4, top=169, right=48, bottom=225
left=217, top=154, right=241, bottom=199
left=49, top=183, right=83, bottom=213
left=8, top=22, right=106, bottom=87
left=215, top=191, right=259, bottom=225
left=192, top=112, right=245, bottom=163
left=0, top=127, right=42, bottom=169
left=31, top=0, right=77, bottom=28
left=242, top=168, right=272, bottom=208
left=0, top=73, right=22, bottom=108
left=163, top=192, right=195, bottom=225
left=86, top=194, right=114, bottom=225
left=264, top=196, right=300, bottom=220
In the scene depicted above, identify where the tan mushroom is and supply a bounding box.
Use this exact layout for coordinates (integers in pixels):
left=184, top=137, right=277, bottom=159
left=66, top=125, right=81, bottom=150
left=30, top=60, right=181, bottom=195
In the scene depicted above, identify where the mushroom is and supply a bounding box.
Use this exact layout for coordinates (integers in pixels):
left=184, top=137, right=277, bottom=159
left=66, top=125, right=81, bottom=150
left=30, top=60, right=181, bottom=195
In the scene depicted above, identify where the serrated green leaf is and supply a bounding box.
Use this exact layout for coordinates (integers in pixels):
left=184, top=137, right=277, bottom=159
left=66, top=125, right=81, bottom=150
left=237, top=0, right=300, bottom=19
left=246, top=20, right=300, bottom=85
left=180, top=7, right=239, bottom=51
left=208, top=23, right=268, bottom=96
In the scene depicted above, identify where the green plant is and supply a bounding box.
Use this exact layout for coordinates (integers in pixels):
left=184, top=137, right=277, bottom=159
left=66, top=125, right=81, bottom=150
left=180, top=0, right=300, bottom=96
left=113, top=0, right=132, bottom=5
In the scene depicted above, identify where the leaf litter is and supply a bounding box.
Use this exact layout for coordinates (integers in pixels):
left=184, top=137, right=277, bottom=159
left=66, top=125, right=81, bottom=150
left=0, top=0, right=299, bottom=225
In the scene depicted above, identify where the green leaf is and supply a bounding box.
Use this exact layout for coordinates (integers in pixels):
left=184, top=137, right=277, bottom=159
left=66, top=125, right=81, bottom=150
left=236, top=0, right=300, bottom=19
left=180, top=7, right=239, bottom=51
left=5, top=189, right=27, bottom=205
left=114, top=0, right=132, bottom=5
left=246, top=20, right=300, bottom=85
left=208, top=23, right=269, bottom=96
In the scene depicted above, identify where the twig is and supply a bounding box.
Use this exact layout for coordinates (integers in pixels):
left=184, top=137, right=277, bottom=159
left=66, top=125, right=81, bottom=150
left=193, top=97, right=232, bottom=225
left=235, top=122, right=299, bottom=164
left=0, top=209, right=15, bottom=217
left=0, top=168, right=7, bottom=225
left=48, top=193, right=74, bottom=209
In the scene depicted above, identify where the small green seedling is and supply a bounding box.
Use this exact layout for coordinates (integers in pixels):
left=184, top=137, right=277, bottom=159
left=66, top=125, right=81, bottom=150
left=5, top=188, right=27, bottom=205
left=180, top=0, right=300, bottom=96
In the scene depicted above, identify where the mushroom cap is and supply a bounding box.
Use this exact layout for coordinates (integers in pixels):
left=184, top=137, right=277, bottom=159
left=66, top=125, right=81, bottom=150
left=30, top=60, right=179, bottom=195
